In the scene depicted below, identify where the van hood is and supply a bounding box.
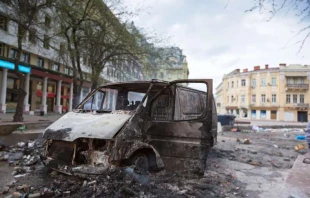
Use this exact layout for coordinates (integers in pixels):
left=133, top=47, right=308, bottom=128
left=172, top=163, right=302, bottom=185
left=42, top=112, right=131, bottom=141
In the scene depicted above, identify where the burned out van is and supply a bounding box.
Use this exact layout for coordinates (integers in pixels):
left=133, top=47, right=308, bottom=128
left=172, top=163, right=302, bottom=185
left=41, top=79, right=217, bottom=175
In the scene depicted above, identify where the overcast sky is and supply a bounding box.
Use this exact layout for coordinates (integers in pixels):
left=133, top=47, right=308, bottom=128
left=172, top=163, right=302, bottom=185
left=124, top=0, right=310, bottom=90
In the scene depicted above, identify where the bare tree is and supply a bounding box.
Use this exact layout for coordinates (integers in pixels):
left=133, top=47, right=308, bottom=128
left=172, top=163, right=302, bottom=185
left=0, top=0, right=52, bottom=121
left=247, top=0, right=310, bottom=52
left=53, top=0, right=99, bottom=107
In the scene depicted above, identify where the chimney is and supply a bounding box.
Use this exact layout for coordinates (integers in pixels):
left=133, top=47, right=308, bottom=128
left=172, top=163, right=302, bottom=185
left=236, top=69, right=240, bottom=73
left=265, top=64, right=269, bottom=69
left=279, top=63, right=286, bottom=67
left=243, top=68, right=248, bottom=72
left=254, top=66, right=260, bottom=71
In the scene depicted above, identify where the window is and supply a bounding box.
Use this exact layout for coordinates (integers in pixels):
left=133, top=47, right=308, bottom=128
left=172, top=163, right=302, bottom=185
left=64, top=67, right=69, bottom=75
left=301, top=78, right=305, bottom=84
left=52, top=63, right=59, bottom=71
left=286, top=77, right=290, bottom=85
left=28, top=28, right=37, bottom=44
left=271, top=77, right=276, bottom=86
left=251, top=95, right=256, bottom=103
left=241, top=79, right=246, bottom=86
left=241, top=95, right=245, bottom=103
left=0, top=43, right=5, bottom=56
left=59, top=43, right=65, bottom=53
left=261, top=94, right=266, bottom=103
left=168, top=73, right=171, bottom=79
left=231, top=96, right=233, bottom=103
left=0, top=14, right=8, bottom=31
left=45, top=15, right=51, bottom=27
left=227, top=96, right=229, bottom=103
left=286, top=94, right=291, bottom=103
left=43, top=35, right=50, bottom=49
left=300, top=94, right=305, bottom=104
left=231, top=81, right=234, bottom=88
left=252, top=79, right=256, bottom=87
left=160, top=72, right=164, bottom=79
left=293, top=94, right=297, bottom=103
left=272, top=94, right=276, bottom=103
left=9, top=48, right=17, bottom=59
left=261, top=78, right=266, bottom=87
left=293, top=78, right=298, bottom=85
left=260, top=110, right=266, bottom=119
left=37, top=57, right=44, bottom=67
left=21, top=52, right=30, bottom=63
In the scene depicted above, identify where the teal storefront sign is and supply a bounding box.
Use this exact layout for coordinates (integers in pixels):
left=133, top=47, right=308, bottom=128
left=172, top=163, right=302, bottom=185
left=0, top=59, right=31, bottom=73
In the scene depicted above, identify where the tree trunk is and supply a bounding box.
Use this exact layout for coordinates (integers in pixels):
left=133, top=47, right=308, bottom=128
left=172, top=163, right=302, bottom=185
left=13, top=24, right=26, bottom=122
left=13, top=76, right=26, bottom=122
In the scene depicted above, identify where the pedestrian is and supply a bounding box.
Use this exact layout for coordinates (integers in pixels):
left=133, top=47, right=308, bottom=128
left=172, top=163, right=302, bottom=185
left=303, top=121, right=310, bottom=164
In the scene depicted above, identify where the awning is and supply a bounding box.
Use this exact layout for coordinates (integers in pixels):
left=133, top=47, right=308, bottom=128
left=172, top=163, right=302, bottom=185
left=285, top=72, right=307, bottom=77
left=0, top=59, right=31, bottom=73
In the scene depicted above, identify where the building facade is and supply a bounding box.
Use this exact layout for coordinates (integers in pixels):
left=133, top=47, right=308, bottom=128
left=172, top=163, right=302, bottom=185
left=216, top=64, right=310, bottom=122
left=0, top=1, right=143, bottom=115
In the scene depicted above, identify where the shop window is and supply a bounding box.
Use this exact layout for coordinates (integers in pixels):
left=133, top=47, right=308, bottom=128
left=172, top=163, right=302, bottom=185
left=251, top=110, right=256, bottom=118
left=48, top=85, right=54, bottom=93
left=260, top=110, right=266, bottom=119
left=37, top=82, right=42, bottom=91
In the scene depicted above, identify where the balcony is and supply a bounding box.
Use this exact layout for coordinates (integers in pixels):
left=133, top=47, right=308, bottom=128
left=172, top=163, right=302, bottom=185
left=293, top=103, right=309, bottom=108
left=286, top=84, right=309, bottom=90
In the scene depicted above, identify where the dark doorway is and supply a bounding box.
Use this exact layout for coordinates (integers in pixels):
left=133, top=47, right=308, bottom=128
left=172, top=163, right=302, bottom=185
left=297, top=111, right=308, bottom=122
left=271, top=110, right=277, bottom=120
left=47, top=98, right=54, bottom=112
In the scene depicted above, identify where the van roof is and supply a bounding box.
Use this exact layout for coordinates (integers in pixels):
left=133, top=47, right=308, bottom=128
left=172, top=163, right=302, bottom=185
left=100, top=79, right=207, bottom=93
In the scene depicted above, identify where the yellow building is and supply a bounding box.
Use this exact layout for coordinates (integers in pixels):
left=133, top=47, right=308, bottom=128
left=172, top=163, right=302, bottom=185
left=216, top=64, right=310, bottom=122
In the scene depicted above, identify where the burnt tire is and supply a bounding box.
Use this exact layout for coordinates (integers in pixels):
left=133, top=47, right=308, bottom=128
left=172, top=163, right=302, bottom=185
left=131, top=153, right=149, bottom=174
left=129, top=151, right=159, bottom=173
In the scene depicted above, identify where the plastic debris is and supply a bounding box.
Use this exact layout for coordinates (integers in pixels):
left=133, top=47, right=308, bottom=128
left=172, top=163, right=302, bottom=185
left=296, top=135, right=306, bottom=140
left=252, top=125, right=259, bottom=131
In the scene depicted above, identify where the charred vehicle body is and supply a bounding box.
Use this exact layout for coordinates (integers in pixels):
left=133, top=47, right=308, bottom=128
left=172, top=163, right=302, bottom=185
left=41, top=79, right=217, bottom=175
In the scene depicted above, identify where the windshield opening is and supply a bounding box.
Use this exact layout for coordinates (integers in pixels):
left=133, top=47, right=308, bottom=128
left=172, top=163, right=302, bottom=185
left=76, top=87, right=147, bottom=113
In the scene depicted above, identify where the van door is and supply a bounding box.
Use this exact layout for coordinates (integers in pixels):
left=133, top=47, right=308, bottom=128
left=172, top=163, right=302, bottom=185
left=146, top=79, right=214, bottom=172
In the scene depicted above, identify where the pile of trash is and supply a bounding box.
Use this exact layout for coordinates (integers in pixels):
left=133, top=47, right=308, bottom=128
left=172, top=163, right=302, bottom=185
left=0, top=141, right=246, bottom=197
left=0, top=140, right=43, bottom=178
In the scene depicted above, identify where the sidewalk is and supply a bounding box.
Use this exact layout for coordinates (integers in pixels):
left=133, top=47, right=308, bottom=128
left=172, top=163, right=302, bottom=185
left=280, top=152, right=310, bottom=198
left=236, top=118, right=308, bottom=126
left=0, top=112, right=62, bottom=123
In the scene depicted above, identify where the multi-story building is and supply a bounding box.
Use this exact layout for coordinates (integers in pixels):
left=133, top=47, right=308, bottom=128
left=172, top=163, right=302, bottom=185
left=155, top=47, right=189, bottom=81
left=0, top=1, right=143, bottom=115
left=216, top=64, right=310, bottom=122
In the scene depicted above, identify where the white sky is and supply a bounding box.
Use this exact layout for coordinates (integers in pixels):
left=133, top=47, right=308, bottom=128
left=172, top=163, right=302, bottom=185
left=123, top=0, right=310, bottom=91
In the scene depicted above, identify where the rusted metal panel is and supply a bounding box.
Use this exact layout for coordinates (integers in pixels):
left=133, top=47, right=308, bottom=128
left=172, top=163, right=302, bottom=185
left=42, top=112, right=131, bottom=141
